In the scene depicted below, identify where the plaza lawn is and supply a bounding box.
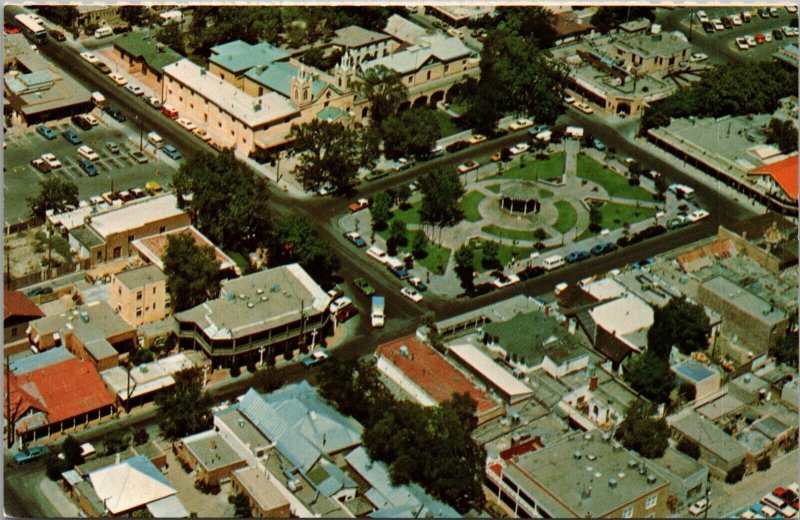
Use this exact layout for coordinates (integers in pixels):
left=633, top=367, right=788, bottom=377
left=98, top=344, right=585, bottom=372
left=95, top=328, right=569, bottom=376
left=392, top=200, right=422, bottom=225
left=485, top=183, right=503, bottom=193
left=415, top=235, right=451, bottom=275
left=594, top=201, right=656, bottom=230
left=431, top=109, right=463, bottom=138
left=498, top=152, right=565, bottom=182
left=482, top=224, right=548, bottom=242
left=461, top=191, right=485, bottom=222
left=538, top=188, right=554, bottom=199
left=467, top=239, right=531, bottom=272
left=553, top=201, right=578, bottom=234
left=577, top=155, right=654, bottom=202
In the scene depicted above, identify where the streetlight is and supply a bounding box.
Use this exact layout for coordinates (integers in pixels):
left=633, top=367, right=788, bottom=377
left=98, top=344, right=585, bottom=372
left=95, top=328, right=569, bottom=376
left=134, top=114, right=143, bottom=151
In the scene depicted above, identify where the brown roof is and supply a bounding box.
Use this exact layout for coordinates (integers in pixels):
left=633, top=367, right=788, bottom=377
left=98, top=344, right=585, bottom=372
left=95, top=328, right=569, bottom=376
left=376, top=335, right=500, bottom=416
left=676, top=238, right=737, bottom=273
left=553, top=12, right=594, bottom=39
left=4, top=289, right=45, bottom=321
left=556, top=284, right=599, bottom=311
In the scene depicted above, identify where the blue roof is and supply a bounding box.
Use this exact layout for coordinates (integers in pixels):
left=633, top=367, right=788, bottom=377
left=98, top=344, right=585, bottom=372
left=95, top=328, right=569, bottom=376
left=209, top=40, right=289, bottom=73
left=126, top=455, right=174, bottom=490
left=244, top=61, right=327, bottom=98
left=674, top=360, right=716, bottom=383
left=318, top=106, right=343, bottom=121
left=10, top=347, right=75, bottom=375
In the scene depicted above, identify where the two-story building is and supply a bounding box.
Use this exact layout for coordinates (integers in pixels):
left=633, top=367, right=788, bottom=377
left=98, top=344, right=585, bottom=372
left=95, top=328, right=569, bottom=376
left=4, top=289, right=44, bottom=355
left=110, top=264, right=170, bottom=328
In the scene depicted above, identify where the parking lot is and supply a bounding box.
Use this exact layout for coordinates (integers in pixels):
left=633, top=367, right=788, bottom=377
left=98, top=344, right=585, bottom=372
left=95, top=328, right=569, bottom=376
left=4, top=114, right=178, bottom=226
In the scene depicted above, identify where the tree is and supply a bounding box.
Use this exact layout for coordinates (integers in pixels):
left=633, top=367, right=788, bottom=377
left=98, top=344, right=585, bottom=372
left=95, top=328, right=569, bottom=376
left=355, top=64, right=408, bottom=126
left=104, top=430, right=130, bottom=455
left=62, top=435, right=84, bottom=467
left=481, top=240, right=500, bottom=269
left=591, top=7, right=656, bottom=33
left=369, top=192, right=392, bottom=231
left=155, top=367, right=212, bottom=440
left=229, top=493, right=252, bottom=518
left=155, top=24, right=185, bottom=54
left=770, top=329, right=799, bottom=368
left=589, top=204, right=603, bottom=232
left=27, top=177, right=79, bottom=219
left=128, top=347, right=156, bottom=366
left=677, top=438, right=701, bottom=459
left=725, top=463, right=746, bottom=484
left=419, top=169, right=465, bottom=241
left=387, top=219, right=407, bottom=255
left=172, top=150, right=271, bottom=253
left=623, top=351, right=675, bottom=404
left=454, top=244, right=476, bottom=293
left=299, top=46, right=342, bottom=72
left=647, top=297, right=711, bottom=359
left=133, top=427, right=150, bottom=446
left=492, top=7, right=558, bottom=48
left=654, top=175, right=670, bottom=201
left=380, top=108, right=440, bottom=160
left=395, top=184, right=412, bottom=209
left=254, top=365, right=284, bottom=393
left=290, top=120, right=378, bottom=191
left=767, top=117, right=799, bottom=154
left=163, top=234, right=221, bottom=312
left=411, top=231, right=428, bottom=259
left=267, top=215, right=340, bottom=285
left=614, top=400, right=669, bottom=459
left=45, top=453, right=68, bottom=481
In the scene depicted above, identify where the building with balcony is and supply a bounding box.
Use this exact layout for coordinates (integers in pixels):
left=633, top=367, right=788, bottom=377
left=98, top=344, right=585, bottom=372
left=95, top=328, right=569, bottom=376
left=175, top=263, right=329, bottom=368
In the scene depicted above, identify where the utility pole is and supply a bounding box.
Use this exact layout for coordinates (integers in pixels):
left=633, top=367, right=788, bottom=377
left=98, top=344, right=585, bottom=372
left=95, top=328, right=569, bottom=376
left=4, top=242, right=11, bottom=289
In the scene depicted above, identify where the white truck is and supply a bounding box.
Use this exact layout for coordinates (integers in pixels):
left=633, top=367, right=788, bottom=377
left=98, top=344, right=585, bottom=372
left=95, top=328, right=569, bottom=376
left=371, top=295, right=385, bottom=328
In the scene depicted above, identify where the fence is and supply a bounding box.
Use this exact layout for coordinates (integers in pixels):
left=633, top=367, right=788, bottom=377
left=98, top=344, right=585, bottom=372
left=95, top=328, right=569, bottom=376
left=5, top=216, right=44, bottom=236
left=4, top=260, right=89, bottom=291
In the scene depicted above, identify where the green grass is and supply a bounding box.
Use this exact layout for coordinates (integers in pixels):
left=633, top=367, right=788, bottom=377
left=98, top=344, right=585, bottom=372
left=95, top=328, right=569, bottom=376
left=538, top=188, right=554, bottom=199
left=392, top=200, right=422, bottom=226
left=577, top=155, right=654, bottom=202
left=431, top=109, right=463, bottom=138
left=553, top=201, right=578, bottom=234
left=498, top=152, right=565, bottom=182
left=448, top=100, right=468, bottom=116
left=415, top=236, right=451, bottom=275
left=225, top=250, right=251, bottom=273
left=485, top=183, right=503, bottom=193
left=461, top=191, right=485, bottom=222
left=481, top=224, right=548, bottom=242
left=594, top=201, right=656, bottom=230
left=467, top=239, right=531, bottom=272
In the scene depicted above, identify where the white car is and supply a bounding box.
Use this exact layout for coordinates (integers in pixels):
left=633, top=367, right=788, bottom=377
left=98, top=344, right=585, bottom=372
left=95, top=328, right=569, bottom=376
left=509, top=118, right=533, bottom=131
left=41, top=153, right=61, bottom=169
left=690, top=52, right=708, bottom=62
left=696, top=10, right=709, bottom=23
left=712, top=18, right=724, bottom=31
left=787, top=5, right=798, bottom=13
left=108, top=73, right=127, bottom=86
left=736, top=37, right=749, bottom=50
left=563, top=94, right=576, bottom=104
left=457, top=161, right=480, bottom=174
left=366, top=245, right=388, bottom=264
left=83, top=114, right=99, bottom=126
left=509, top=142, right=529, bottom=155
left=125, top=84, right=144, bottom=96
left=574, top=102, right=594, bottom=114
left=491, top=273, right=521, bottom=289
left=80, top=52, right=99, bottom=64
left=764, top=33, right=773, bottom=43
left=329, top=296, right=352, bottom=314
left=731, top=14, right=742, bottom=25
left=746, top=35, right=757, bottom=47
left=687, top=209, right=710, bottom=222
left=400, top=287, right=423, bottom=302
left=176, top=118, right=197, bottom=131
left=77, top=145, right=99, bottom=161
left=688, top=499, right=709, bottom=516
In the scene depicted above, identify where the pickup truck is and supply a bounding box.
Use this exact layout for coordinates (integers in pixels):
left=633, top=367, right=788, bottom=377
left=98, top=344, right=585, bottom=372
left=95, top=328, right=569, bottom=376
left=348, top=198, right=369, bottom=213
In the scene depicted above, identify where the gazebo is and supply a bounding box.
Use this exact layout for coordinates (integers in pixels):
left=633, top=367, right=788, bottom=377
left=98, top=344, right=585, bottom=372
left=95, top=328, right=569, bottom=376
left=500, top=183, right=541, bottom=215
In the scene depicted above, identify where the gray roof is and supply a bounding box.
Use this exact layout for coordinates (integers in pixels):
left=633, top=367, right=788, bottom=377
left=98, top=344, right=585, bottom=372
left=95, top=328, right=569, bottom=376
left=504, top=431, right=668, bottom=517
left=182, top=431, right=243, bottom=471
left=752, top=415, right=791, bottom=439
left=332, top=25, right=392, bottom=49
left=10, top=347, right=75, bottom=374
left=614, top=32, right=690, bottom=58
left=696, top=394, right=746, bottom=421
left=360, top=35, right=472, bottom=75
left=31, top=301, right=134, bottom=355
left=384, top=14, right=429, bottom=44
left=672, top=411, right=747, bottom=463
left=209, top=40, right=289, bottom=73
left=175, top=264, right=329, bottom=341
left=115, top=264, right=166, bottom=290
left=71, top=225, right=105, bottom=249
left=483, top=309, right=583, bottom=365
left=704, top=276, right=787, bottom=325
left=736, top=428, right=772, bottom=455
left=732, top=372, right=770, bottom=393
left=650, top=446, right=706, bottom=480
left=146, top=495, right=190, bottom=518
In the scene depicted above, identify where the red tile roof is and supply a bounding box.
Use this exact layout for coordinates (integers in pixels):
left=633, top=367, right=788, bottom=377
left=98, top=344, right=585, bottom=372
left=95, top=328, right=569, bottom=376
left=750, top=155, right=798, bottom=201
left=376, top=335, right=500, bottom=415
left=6, top=358, right=115, bottom=432
left=4, top=289, right=45, bottom=321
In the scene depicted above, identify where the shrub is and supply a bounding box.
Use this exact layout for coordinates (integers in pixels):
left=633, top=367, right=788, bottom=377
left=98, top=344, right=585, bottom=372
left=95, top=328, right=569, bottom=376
left=725, top=463, right=746, bottom=484
left=757, top=456, right=771, bottom=472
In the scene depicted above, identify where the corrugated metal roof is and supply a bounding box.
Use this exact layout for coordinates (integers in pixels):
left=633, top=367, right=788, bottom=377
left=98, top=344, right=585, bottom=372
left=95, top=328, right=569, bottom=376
left=10, top=347, right=74, bottom=374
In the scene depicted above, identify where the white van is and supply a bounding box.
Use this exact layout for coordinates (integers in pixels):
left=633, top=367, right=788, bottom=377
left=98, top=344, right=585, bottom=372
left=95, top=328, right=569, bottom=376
left=90, top=91, right=108, bottom=108
left=366, top=246, right=388, bottom=264
left=94, top=26, right=113, bottom=39
left=565, top=126, right=584, bottom=138
left=668, top=183, right=695, bottom=199
left=543, top=255, right=566, bottom=271
left=385, top=256, right=404, bottom=271
left=147, top=131, right=165, bottom=149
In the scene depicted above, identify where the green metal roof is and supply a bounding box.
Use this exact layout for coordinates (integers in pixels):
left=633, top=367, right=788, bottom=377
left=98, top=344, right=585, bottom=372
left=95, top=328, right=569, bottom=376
left=317, top=106, right=343, bottom=121
left=244, top=61, right=327, bottom=99
left=114, top=32, right=183, bottom=74
left=209, top=40, right=289, bottom=73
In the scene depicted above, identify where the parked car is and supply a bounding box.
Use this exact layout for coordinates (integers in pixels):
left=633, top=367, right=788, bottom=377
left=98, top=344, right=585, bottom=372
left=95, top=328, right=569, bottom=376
left=41, top=153, right=61, bottom=169
left=62, top=129, right=82, bottom=144
left=509, top=142, right=529, bottom=155
left=49, top=29, right=66, bottom=41
left=14, top=446, right=51, bottom=464
left=457, top=160, right=480, bottom=173
left=731, top=14, right=742, bottom=25
left=746, top=34, right=757, bottom=47
left=77, top=145, right=99, bottom=161
left=696, top=10, right=709, bottom=23
left=193, top=128, right=212, bottom=142
left=125, top=84, right=144, bottom=96
left=71, top=114, right=93, bottom=131
left=468, top=134, right=487, bottom=145
left=31, top=158, right=51, bottom=173
left=688, top=499, right=709, bottom=516
left=687, top=209, right=710, bottom=222
left=721, top=16, right=733, bottom=29
left=563, top=93, right=576, bottom=104
left=388, top=264, right=409, bottom=280
left=108, top=73, right=127, bottom=86
left=147, top=96, right=163, bottom=109
left=400, top=286, right=423, bottom=302
left=446, top=140, right=470, bottom=153
left=4, top=24, right=21, bottom=34
left=667, top=215, right=689, bottom=229
left=408, top=276, right=427, bottom=291
left=764, top=33, right=773, bottom=43
left=302, top=351, right=330, bottom=367
left=94, top=62, right=111, bottom=74
left=592, top=138, right=606, bottom=151
left=769, top=7, right=779, bottom=17
left=701, top=21, right=715, bottom=33
left=329, top=296, right=352, bottom=314
left=392, top=157, right=411, bottom=171
left=574, top=101, right=594, bottom=114
left=590, top=242, right=618, bottom=256
left=509, top=118, right=533, bottom=131
left=348, top=198, right=369, bottom=213
left=26, top=286, right=53, bottom=297
left=712, top=18, right=724, bottom=31
left=366, top=245, right=388, bottom=263
left=344, top=231, right=366, bottom=247
left=130, top=150, right=148, bottom=164
left=690, top=52, right=708, bottom=62
left=353, top=277, right=375, bottom=296
left=105, top=107, right=126, bottom=123
left=106, top=142, right=120, bottom=154
left=36, top=125, right=57, bottom=140
left=336, top=306, right=357, bottom=322
left=773, top=29, right=785, bottom=40
left=755, top=33, right=765, bottom=44
left=175, top=118, right=197, bottom=131
left=565, top=250, right=590, bottom=263
left=163, top=143, right=182, bottom=160
left=79, top=158, right=98, bottom=176
left=491, top=273, right=521, bottom=289
left=80, top=52, right=99, bottom=64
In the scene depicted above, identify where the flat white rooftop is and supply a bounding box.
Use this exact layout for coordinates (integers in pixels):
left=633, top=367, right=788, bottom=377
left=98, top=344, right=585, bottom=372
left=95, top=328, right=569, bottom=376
left=589, top=293, right=653, bottom=337
left=89, top=194, right=186, bottom=238
left=447, top=342, right=533, bottom=402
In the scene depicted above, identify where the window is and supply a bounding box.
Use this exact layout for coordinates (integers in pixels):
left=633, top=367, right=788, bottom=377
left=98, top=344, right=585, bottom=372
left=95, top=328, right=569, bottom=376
left=259, top=87, right=264, bottom=96
left=136, top=291, right=143, bottom=301
left=128, top=234, right=134, bottom=242
left=11, top=326, right=17, bottom=337
left=136, top=308, right=142, bottom=318
left=444, top=65, right=449, bottom=73
left=426, top=70, right=431, bottom=80
left=159, top=226, right=166, bottom=233
left=646, top=495, right=657, bottom=509
left=190, top=104, right=194, bottom=109
left=622, top=506, right=634, bottom=518
left=153, top=287, right=156, bottom=294
left=113, top=246, right=122, bottom=259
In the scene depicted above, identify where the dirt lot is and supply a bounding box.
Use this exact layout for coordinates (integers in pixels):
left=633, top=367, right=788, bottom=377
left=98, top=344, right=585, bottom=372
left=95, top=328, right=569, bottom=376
left=5, top=226, right=73, bottom=279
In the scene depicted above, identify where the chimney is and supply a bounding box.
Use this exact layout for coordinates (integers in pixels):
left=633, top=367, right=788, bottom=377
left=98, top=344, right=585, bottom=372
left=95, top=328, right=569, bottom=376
left=589, top=371, right=598, bottom=391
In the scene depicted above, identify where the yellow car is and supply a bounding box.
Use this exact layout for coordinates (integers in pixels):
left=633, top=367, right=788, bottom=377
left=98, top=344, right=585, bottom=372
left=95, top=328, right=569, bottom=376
left=145, top=181, right=163, bottom=194
left=193, top=128, right=212, bottom=142
left=509, top=119, right=533, bottom=131
left=468, top=134, right=487, bottom=145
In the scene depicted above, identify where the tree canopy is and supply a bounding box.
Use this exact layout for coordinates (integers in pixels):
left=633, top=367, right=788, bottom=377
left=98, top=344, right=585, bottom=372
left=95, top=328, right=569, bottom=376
left=290, top=120, right=379, bottom=191
left=356, top=65, right=408, bottom=125
left=454, top=244, right=476, bottom=293
left=380, top=108, right=440, bottom=160
left=420, top=169, right=465, bottom=236
left=172, top=150, right=271, bottom=254
left=623, top=350, right=675, bottom=405
left=155, top=367, right=212, bottom=440
left=492, top=7, right=558, bottom=48
left=27, top=177, right=79, bottom=219
left=641, top=62, right=798, bottom=132
left=771, top=328, right=798, bottom=369
left=369, top=192, right=392, bottom=231
left=615, top=399, right=669, bottom=459
left=163, top=233, right=221, bottom=312
left=267, top=215, right=340, bottom=285
left=647, top=297, right=710, bottom=359
left=590, top=7, right=656, bottom=33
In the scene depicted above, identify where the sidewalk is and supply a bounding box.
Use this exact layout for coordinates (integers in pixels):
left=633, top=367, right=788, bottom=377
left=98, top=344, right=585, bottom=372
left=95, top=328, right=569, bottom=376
left=39, top=478, right=80, bottom=517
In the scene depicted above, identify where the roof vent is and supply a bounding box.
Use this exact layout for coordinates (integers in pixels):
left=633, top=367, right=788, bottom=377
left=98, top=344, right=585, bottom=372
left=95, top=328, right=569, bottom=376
left=399, top=345, right=409, bottom=358
left=743, top=374, right=751, bottom=384
left=583, top=433, right=592, bottom=441
left=627, top=459, right=637, bottom=469
left=638, top=463, right=646, bottom=475
left=239, top=294, right=246, bottom=300
left=647, top=474, right=657, bottom=484
left=271, top=283, right=281, bottom=293
left=586, top=454, right=597, bottom=461
left=256, top=288, right=264, bottom=294
left=80, top=310, right=90, bottom=323
left=260, top=296, right=268, bottom=302
left=309, top=411, right=318, bottom=421
left=617, top=472, right=625, bottom=479
left=608, top=478, right=617, bottom=488
left=247, top=302, right=254, bottom=308
left=573, top=450, right=582, bottom=460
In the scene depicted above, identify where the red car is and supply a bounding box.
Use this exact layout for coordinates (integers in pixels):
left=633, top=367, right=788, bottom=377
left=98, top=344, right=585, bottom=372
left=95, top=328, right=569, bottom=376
left=336, top=306, right=357, bottom=322
left=755, top=33, right=766, bottom=44
left=4, top=24, right=20, bottom=34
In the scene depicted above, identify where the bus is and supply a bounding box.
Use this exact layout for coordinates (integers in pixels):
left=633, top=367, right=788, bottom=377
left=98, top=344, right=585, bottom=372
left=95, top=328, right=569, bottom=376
left=15, top=14, right=47, bottom=44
